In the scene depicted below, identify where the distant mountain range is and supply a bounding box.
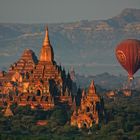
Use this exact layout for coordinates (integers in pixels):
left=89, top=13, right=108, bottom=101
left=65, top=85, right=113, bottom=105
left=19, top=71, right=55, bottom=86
left=75, top=72, right=140, bottom=90
left=0, top=8, right=140, bottom=76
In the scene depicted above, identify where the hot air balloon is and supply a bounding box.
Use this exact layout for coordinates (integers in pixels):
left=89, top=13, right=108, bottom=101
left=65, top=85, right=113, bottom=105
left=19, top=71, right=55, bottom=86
left=115, top=39, right=140, bottom=80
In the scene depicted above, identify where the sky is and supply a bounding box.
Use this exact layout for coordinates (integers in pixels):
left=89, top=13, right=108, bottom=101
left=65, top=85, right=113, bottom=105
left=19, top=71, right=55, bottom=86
left=0, top=0, right=140, bottom=23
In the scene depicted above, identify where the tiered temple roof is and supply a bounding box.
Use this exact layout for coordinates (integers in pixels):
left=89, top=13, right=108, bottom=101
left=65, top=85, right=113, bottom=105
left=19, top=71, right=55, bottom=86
left=9, top=49, right=38, bottom=73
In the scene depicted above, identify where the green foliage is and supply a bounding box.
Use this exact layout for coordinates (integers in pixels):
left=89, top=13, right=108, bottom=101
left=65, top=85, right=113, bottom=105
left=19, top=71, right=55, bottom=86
left=0, top=91, right=139, bottom=140
left=14, top=105, right=33, bottom=115
left=50, top=107, right=68, bottom=125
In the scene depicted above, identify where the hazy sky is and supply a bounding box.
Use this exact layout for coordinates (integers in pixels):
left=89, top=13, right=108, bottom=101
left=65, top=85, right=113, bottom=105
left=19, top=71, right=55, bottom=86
left=0, top=0, right=140, bottom=23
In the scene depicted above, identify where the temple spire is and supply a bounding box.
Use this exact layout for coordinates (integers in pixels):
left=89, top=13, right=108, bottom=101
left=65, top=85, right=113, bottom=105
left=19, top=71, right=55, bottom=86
left=88, top=80, right=96, bottom=95
left=82, top=89, right=86, bottom=97
left=43, top=26, right=50, bottom=47
left=39, top=26, right=54, bottom=62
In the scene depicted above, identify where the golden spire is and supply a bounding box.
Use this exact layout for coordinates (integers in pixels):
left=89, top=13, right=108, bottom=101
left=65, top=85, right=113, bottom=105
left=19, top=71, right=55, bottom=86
left=82, top=89, right=86, bottom=97
left=90, top=80, right=94, bottom=88
left=39, top=26, right=54, bottom=62
left=88, top=80, right=96, bottom=95
left=43, top=26, right=50, bottom=47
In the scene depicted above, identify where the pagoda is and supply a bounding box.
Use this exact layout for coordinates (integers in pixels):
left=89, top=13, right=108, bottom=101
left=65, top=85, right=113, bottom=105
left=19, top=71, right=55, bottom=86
left=0, top=26, right=74, bottom=110
left=4, top=104, right=13, bottom=117
left=32, top=27, right=63, bottom=96
left=71, top=80, right=104, bottom=129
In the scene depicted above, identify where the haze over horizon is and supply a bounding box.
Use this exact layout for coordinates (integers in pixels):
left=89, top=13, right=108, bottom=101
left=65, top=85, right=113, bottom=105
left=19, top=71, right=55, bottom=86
left=0, top=0, right=140, bottom=23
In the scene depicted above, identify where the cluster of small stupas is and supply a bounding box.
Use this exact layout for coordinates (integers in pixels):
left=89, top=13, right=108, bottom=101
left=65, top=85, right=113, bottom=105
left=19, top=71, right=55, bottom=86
left=71, top=80, right=104, bottom=129
left=0, top=27, right=104, bottom=129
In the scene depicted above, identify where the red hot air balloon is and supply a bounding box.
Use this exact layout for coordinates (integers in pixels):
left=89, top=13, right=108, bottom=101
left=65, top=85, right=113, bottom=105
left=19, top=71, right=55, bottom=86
left=115, top=39, right=140, bottom=80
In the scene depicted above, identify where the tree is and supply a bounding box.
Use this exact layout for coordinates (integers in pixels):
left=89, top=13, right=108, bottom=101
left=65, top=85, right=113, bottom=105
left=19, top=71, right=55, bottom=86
left=50, top=108, right=68, bottom=125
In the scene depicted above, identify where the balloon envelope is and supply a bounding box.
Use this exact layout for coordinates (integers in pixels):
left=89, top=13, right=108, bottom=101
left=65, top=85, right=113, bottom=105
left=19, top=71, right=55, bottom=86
left=115, top=39, right=140, bottom=79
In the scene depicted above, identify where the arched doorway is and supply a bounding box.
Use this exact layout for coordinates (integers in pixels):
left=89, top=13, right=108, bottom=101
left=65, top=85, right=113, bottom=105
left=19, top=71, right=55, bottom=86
left=82, top=121, right=89, bottom=129
left=36, top=89, right=41, bottom=96
left=83, top=122, right=87, bottom=128
left=86, top=107, right=90, bottom=112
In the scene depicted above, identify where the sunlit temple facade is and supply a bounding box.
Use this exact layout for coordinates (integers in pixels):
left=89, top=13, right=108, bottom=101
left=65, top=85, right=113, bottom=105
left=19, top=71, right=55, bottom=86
left=71, top=80, right=104, bottom=129
left=0, top=27, right=104, bottom=129
left=0, top=27, right=74, bottom=110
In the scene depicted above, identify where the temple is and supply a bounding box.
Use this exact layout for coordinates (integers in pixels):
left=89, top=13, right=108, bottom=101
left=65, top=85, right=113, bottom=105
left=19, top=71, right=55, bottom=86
left=0, top=27, right=104, bottom=129
left=0, top=27, right=74, bottom=110
left=71, top=80, right=104, bottom=129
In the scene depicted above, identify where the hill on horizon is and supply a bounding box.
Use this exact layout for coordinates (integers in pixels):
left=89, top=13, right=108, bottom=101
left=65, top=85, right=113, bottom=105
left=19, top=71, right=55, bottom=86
left=0, top=8, right=140, bottom=76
